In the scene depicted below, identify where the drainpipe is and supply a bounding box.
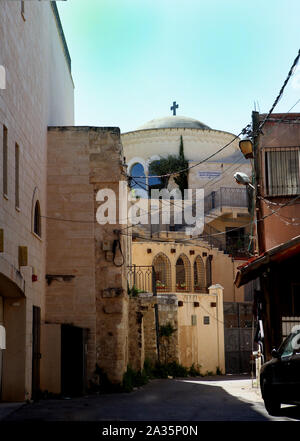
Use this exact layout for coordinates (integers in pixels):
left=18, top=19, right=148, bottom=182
left=152, top=267, right=160, bottom=363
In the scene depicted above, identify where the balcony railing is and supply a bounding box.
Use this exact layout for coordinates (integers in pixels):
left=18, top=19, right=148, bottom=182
left=204, top=187, right=248, bottom=214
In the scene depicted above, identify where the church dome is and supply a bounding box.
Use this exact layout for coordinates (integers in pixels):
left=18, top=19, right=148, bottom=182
left=137, top=115, right=211, bottom=131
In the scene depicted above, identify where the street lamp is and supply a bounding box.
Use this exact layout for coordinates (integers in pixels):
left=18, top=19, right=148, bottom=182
left=234, top=171, right=255, bottom=190
left=239, top=137, right=254, bottom=159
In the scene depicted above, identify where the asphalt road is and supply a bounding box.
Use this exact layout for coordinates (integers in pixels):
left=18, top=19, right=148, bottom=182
left=2, top=376, right=300, bottom=422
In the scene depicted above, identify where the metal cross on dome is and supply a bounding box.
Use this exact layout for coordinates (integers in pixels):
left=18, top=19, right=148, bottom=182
left=170, top=101, right=179, bottom=116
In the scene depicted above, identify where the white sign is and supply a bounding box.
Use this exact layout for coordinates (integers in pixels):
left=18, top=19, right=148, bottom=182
left=198, top=171, right=221, bottom=180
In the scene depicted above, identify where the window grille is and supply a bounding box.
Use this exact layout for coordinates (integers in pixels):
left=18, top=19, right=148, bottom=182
left=265, top=148, right=300, bottom=196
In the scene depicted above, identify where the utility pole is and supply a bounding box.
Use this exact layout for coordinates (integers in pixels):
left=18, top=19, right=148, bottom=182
left=252, top=111, right=265, bottom=254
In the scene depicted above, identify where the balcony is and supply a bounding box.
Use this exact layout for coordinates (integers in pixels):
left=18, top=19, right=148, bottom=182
left=204, top=187, right=249, bottom=216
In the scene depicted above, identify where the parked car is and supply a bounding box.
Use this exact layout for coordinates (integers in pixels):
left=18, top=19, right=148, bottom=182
left=260, top=328, right=300, bottom=415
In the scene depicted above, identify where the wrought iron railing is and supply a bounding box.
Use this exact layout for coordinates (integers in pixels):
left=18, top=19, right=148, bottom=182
left=204, top=187, right=248, bottom=213
left=127, top=265, right=155, bottom=294
left=201, top=224, right=250, bottom=257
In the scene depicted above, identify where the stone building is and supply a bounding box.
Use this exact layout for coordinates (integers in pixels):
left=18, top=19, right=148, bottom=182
left=43, top=126, right=131, bottom=394
left=122, top=114, right=252, bottom=256
left=0, top=1, right=74, bottom=401
left=122, top=116, right=256, bottom=373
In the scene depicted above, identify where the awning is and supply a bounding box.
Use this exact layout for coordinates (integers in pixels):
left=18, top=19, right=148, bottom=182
left=235, top=235, right=300, bottom=288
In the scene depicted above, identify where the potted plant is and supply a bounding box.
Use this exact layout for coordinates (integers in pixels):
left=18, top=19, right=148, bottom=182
left=156, top=280, right=166, bottom=291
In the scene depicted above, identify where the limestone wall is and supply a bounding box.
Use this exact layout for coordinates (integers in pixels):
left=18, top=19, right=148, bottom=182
left=46, top=127, right=129, bottom=387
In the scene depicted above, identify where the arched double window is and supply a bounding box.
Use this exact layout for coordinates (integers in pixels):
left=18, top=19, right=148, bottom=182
left=194, top=255, right=205, bottom=292
left=153, top=253, right=171, bottom=292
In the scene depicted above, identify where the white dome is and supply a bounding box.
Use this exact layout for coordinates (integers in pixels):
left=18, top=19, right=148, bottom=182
left=137, top=115, right=211, bottom=131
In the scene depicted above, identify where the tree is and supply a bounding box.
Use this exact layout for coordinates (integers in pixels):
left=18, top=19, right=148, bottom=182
left=148, top=136, right=188, bottom=195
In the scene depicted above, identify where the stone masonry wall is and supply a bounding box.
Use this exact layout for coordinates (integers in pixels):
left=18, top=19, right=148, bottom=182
left=46, top=127, right=130, bottom=386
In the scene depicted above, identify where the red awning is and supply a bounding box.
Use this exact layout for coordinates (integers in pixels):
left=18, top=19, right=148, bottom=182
left=234, top=235, right=300, bottom=288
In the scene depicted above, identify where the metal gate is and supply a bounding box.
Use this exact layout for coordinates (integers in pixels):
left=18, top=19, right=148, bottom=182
left=224, top=302, right=254, bottom=374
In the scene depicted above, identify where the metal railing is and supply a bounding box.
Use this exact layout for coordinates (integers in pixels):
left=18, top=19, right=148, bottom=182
left=201, top=224, right=250, bottom=258
left=127, top=265, right=155, bottom=294
left=204, top=187, right=248, bottom=213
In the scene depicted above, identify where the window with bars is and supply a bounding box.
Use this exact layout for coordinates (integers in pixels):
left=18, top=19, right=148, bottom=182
left=265, top=148, right=300, bottom=196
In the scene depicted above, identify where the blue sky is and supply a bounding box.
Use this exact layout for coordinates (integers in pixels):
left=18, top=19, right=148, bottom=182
left=57, top=0, right=300, bottom=134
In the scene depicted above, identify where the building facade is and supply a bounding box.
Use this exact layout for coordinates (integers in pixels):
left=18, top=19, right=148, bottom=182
left=235, top=112, right=300, bottom=358
left=0, top=1, right=74, bottom=401
left=122, top=115, right=252, bottom=257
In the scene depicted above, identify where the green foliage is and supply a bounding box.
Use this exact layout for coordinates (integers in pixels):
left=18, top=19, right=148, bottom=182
left=216, top=366, right=223, bottom=375
left=159, top=322, right=177, bottom=364
left=148, top=136, right=188, bottom=195
left=122, top=366, right=149, bottom=393
left=179, top=135, right=184, bottom=159
left=92, top=364, right=122, bottom=393
left=188, top=363, right=202, bottom=377
left=159, top=322, right=176, bottom=338
left=205, top=370, right=214, bottom=376
left=128, top=285, right=147, bottom=297
left=143, top=358, right=155, bottom=379
left=152, top=361, right=189, bottom=378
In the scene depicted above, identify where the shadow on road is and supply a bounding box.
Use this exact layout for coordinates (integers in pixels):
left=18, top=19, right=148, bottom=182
left=2, top=378, right=278, bottom=421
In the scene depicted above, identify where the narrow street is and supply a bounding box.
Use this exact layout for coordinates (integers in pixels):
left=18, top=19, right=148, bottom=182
left=2, top=376, right=300, bottom=422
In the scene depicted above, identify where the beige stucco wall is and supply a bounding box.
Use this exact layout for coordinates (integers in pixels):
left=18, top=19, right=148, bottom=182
left=122, top=128, right=240, bottom=164
left=122, top=127, right=251, bottom=196
left=132, top=241, right=245, bottom=302
left=0, top=1, right=74, bottom=400
left=128, top=287, right=225, bottom=375
left=177, top=286, right=225, bottom=373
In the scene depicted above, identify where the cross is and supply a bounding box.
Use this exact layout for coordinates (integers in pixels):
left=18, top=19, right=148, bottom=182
left=170, top=101, right=179, bottom=116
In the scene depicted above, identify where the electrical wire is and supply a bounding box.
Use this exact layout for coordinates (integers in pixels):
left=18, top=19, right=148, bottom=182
left=259, top=49, right=300, bottom=132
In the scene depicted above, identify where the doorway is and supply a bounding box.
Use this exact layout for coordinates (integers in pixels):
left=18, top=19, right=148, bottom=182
left=61, top=324, right=88, bottom=397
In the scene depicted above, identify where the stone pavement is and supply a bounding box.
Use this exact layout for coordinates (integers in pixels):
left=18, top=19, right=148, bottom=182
left=1, top=375, right=299, bottom=421
left=0, top=402, right=25, bottom=421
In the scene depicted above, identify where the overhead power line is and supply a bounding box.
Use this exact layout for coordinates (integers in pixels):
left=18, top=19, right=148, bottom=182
left=259, top=48, right=300, bottom=131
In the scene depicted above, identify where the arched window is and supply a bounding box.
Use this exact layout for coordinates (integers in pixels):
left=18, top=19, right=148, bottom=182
left=194, top=255, right=205, bottom=292
left=130, top=163, right=146, bottom=191
left=153, top=253, right=171, bottom=292
left=34, top=201, right=41, bottom=237
left=176, top=254, right=191, bottom=292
